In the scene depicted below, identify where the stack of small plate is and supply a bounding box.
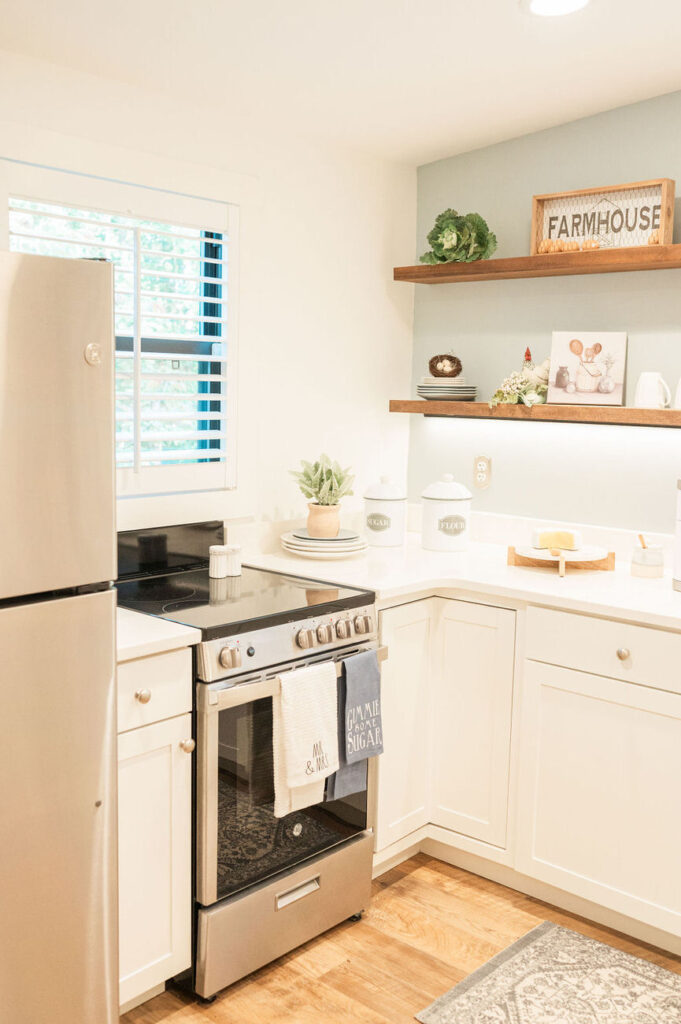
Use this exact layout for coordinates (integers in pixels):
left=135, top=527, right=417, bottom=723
left=417, top=375, right=477, bottom=402
left=281, top=528, right=368, bottom=560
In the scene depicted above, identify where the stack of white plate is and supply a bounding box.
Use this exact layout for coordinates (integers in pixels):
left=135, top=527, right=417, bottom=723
left=281, top=528, right=368, bottom=560
left=417, top=375, right=477, bottom=402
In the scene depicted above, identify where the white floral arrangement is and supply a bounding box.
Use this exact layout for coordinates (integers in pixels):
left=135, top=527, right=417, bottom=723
left=490, top=351, right=550, bottom=408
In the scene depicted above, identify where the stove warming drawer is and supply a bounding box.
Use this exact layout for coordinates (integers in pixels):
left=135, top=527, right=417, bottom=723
left=194, top=830, right=373, bottom=998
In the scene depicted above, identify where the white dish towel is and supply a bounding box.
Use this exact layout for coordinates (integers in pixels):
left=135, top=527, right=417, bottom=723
left=273, top=661, right=340, bottom=818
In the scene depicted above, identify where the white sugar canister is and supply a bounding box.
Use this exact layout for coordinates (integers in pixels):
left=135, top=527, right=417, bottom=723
left=421, top=474, right=472, bottom=552
left=364, top=476, right=407, bottom=547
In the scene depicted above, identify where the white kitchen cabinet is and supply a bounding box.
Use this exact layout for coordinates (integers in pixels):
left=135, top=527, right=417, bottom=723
left=118, top=712, right=193, bottom=1007
left=430, top=599, right=515, bottom=847
left=516, top=660, right=681, bottom=936
left=375, top=599, right=434, bottom=851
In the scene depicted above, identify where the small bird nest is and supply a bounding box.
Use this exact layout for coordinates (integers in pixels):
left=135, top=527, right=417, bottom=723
left=428, top=354, right=462, bottom=378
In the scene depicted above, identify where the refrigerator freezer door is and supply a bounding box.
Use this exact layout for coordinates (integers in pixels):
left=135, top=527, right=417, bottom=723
left=0, top=251, right=116, bottom=599
left=0, top=589, right=117, bottom=1024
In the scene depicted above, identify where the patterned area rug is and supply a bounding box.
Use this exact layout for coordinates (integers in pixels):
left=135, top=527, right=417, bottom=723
left=416, top=921, right=681, bottom=1023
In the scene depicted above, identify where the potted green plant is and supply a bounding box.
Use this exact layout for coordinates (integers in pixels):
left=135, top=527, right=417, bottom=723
left=290, top=454, right=354, bottom=538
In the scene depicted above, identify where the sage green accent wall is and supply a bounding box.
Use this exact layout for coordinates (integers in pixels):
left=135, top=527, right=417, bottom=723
left=409, top=91, right=681, bottom=533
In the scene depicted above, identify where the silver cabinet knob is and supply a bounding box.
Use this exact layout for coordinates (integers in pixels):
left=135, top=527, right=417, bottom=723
left=296, top=629, right=316, bottom=649
left=616, top=647, right=631, bottom=661
left=134, top=689, right=152, bottom=704
left=180, top=738, right=196, bottom=753
left=317, top=624, right=332, bottom=645
left=335, top=619, right=353, bottom=640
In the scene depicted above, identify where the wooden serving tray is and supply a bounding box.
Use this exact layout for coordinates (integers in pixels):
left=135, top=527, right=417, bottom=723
left=508, top=545, right=615, bottom=578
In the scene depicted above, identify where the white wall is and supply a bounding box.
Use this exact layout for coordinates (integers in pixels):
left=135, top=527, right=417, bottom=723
left=0, top=50, right=415, bottom=531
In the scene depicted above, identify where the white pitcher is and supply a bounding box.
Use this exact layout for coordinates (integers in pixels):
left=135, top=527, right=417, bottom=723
left=633, top=372, right=671, bottom=409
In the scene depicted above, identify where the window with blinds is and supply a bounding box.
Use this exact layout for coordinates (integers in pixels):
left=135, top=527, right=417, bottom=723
left=8, top=196, right=231, bottom=494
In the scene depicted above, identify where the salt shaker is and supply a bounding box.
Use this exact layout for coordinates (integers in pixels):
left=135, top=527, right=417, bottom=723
left=209, top=544, right=242, bottom=578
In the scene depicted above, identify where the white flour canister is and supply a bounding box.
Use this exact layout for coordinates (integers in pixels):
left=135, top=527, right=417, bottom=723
left=364, top=476, right=407, bottom=547
left=421, top=474, right=472, bottom=551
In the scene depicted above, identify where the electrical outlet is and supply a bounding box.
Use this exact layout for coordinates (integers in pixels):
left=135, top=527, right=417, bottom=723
left=474, top=455, right=492, bottom=490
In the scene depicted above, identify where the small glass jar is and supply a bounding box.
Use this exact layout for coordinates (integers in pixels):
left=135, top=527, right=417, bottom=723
left=631, top=544, right=664, bottom=579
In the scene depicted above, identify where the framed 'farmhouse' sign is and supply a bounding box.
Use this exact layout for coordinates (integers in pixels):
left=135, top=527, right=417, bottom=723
left=531, top=178, right=675, bottom=255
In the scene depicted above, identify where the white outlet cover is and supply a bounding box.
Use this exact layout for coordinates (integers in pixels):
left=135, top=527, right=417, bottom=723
left=474, top=456, right=491, bottom=489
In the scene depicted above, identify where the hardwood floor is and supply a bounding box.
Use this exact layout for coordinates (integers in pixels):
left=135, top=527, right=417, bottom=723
left=122, top=855, right=681, bottom=1023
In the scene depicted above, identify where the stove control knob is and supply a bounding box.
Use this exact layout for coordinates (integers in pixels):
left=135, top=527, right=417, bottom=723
left=354, top=615, right=370, bottom=635
left=296, top=629, right=316, bottom=650
left=219, top=646, right=240, bottom=669
left=316, top=624, right=332, bottom=645
left=335, top=619, right=353, bottom=640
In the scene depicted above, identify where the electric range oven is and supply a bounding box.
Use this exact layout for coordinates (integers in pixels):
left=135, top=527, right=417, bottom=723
left=116, top=522, right=384, bottom=1000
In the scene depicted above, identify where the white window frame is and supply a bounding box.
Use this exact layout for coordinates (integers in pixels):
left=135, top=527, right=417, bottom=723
left=0, top=159, right=239, bottom=498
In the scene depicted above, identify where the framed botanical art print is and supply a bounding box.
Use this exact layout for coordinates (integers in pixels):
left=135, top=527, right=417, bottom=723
left=548, top=331, right=627, bottom=406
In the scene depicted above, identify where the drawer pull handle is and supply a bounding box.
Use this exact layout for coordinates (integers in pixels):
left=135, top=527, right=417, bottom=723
left=275, top=876, right=320, bottom=911
left=180, top=738, right=196, bottom=753
left=134, top=689, right=152, bottom=704
left=616, top=647, right=631, bottom=661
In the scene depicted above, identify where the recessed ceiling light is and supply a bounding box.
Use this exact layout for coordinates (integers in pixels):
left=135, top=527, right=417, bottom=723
left=522, top=0, right=591, bottom=15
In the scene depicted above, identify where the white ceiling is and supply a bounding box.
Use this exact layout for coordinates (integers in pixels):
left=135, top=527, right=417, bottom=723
left=2, top=0, right=681, bottom=165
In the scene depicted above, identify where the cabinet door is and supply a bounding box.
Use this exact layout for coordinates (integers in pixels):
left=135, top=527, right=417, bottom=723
left=118, top=714, right=193, bottom=1007
left=375, top=600, right=434, bottom=851
left=516, top=661, right=681, bottom=936
left=431, top=600, right=515, bottom=847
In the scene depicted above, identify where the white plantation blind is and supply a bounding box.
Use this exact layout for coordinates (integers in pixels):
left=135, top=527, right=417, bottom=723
left=8, top=191, right=234, bottom=495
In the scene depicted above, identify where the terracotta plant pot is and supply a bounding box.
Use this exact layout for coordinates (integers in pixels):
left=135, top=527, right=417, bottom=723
left=307, top=503, right=340, bottom=539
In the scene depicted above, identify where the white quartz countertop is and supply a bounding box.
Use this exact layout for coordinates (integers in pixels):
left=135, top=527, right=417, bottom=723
left=245, top=535, right=681, bottom=631
left=116, top=607, right=202, bottom=663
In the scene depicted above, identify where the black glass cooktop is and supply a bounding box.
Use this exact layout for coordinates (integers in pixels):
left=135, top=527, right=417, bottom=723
left=116, top=565, right=373, bottom=639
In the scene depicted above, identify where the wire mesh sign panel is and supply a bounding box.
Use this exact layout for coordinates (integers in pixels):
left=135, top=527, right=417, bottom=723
left=531, top=179, right=675, bottom=255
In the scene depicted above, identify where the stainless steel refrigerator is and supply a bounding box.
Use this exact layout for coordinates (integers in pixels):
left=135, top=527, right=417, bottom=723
left=0, top=251, right=118, bottom=1023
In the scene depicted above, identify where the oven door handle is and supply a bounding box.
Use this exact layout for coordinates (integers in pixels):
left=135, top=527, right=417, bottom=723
left=210, top=675, right=280, bottom=710
left=198, top=645, right=389, bottom=713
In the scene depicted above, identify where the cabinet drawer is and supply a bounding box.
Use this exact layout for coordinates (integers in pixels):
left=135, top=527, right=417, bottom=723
left=117, top=648, right=192, bottom=733
left=526, top=607, right=681, bottom=694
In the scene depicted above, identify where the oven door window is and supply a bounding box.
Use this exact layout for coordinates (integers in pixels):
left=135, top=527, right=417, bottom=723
left=215, top=696, right=367, bottom=900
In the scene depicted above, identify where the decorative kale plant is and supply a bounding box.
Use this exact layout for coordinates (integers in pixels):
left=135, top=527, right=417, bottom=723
left=290, top=454, right=355, bottom=506
left=420, top=209, right=497, bottom=264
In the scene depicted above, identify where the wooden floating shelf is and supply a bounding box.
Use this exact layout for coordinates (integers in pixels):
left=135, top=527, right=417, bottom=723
left=389, top=400, right=681, bottom=428
left=393, top=244, right=681, bottom=284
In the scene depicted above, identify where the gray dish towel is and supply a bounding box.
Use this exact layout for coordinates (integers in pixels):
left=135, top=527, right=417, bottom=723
left=326, top=650, right=383, bottom=801
left=344, top=649, right=383, bottom=763
left=325, top=669, right=367, bottom=801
